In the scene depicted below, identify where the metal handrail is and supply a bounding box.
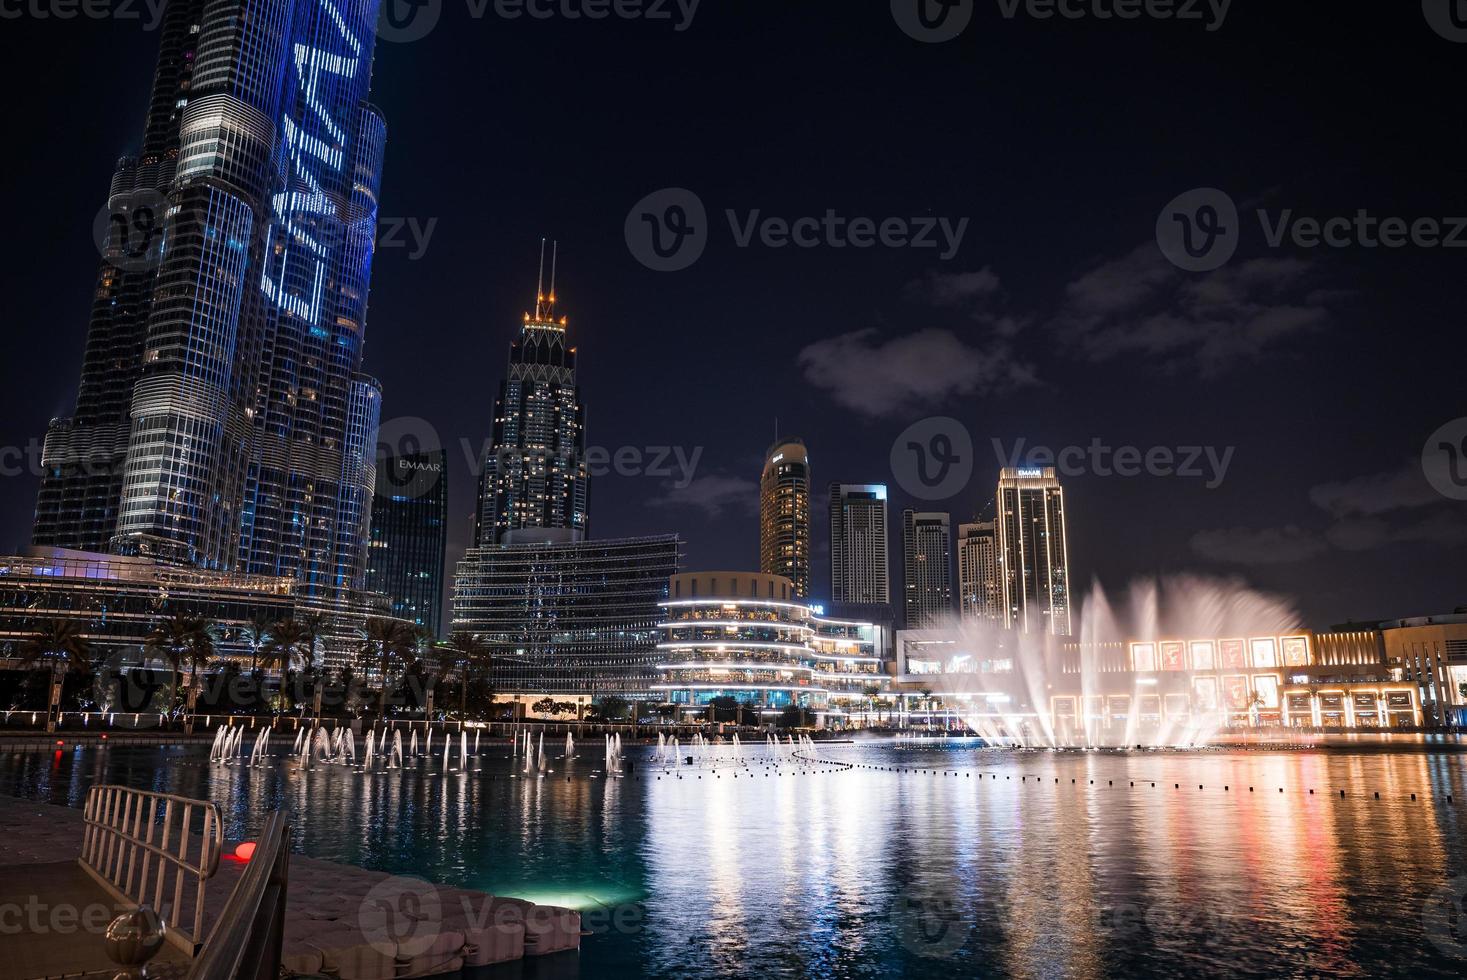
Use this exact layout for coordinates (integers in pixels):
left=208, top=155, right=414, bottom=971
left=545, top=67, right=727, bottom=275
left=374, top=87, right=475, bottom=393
left=187, top=811, right=291, bottom=980
left=80, top=785, right=223, bottom=953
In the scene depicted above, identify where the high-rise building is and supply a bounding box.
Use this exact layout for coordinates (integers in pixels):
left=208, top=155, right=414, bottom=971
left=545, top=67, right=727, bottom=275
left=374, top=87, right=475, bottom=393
left=454, top=249, right=675, bottom=695
left=474, top=242, right=588, bottom=548
left=760, top=440, right=811, bottom=598
left=34, top=0, right=387, bottom=603
left=829, top=484, right=890, bottom=606
left=366, top=450, right=448, bottom=637
left=958, top=520, right=1002, bottom=625
left=995, top=467, right=1072, bottom=635
left=452, top=535, right=681, bottom=697
left=902, top=511, right=953, bottom=629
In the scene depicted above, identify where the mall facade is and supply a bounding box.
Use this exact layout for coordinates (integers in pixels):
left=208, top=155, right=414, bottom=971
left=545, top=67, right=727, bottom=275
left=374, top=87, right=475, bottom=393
left=653, top=572, right=890, bottom=718
left=895, top=614, right=1467, bottom=737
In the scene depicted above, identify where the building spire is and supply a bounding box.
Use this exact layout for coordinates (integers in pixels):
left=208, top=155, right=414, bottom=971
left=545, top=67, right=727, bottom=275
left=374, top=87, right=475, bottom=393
left=530, top=238, right=562, bottom=324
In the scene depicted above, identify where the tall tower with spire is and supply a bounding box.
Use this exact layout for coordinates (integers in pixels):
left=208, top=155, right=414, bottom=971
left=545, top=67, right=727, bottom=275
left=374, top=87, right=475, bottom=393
left=35, top=0, right=386, bottom=603
left=474, top=241, right=589, bottom=546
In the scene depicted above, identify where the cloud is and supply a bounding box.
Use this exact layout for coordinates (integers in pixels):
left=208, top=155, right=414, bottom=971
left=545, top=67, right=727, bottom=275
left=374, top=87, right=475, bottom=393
left=1326, top=512, right=1467, bottom=552
left=1309, top=461, right=1443, bottom=518
left=1050, top=246, right=1333, bottom=375
left=1194, top=461, right=1458, bottom=565
left=644, top=474, right=757, bottom=519
left=797, top=328, right=1036, bottom=418
left=1190, top=525, right=1329, bottom=565
left=904, top=267, right=1002, bottom=308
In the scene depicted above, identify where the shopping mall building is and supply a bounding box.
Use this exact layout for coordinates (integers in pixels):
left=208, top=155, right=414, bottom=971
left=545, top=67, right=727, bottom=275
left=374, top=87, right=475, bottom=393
left=895, top=613, right=1467, bottom=737
left=653, top=572, right=890, bottom=720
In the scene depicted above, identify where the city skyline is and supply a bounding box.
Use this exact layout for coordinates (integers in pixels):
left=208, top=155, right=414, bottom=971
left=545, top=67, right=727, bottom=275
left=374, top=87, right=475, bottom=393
left=0, top=5, right=1463, bottom=631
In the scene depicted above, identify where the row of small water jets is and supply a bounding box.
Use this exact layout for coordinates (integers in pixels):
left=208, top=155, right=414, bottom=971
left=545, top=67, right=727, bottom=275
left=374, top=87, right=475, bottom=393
left=648, top=732, right=818, bottom=769
left=207, top=724, right=634, bottom=778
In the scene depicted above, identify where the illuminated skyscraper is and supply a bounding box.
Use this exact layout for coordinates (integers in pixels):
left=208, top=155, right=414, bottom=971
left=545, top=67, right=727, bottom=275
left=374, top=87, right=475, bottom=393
left=35, top=0, right=387, bottom=603
left=995, top=467, right=1071, bottom=635
left=957, top=520, right=1001, bottom=624
left=474, top=242, right=589, bottom=547
left=760, top=440, right=811, bottom=598
left=829, top=483, right=889, bottom=605
left=902, top=510, right=952, bottom=628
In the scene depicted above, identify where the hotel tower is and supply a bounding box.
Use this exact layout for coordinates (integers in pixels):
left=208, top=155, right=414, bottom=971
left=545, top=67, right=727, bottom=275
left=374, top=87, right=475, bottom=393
left=760, top=440, right=812, bottom=599
left=454, top=248, right=678, bottom=696
left=995, top=467, right=1072, bottom=635
left=473, top=242, right=589, bottom=547
left=33, top=0, right=388, bottom=601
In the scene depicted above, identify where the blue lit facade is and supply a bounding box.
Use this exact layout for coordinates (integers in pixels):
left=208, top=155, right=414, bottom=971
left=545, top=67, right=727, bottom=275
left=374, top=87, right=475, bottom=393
left=39, top=0, right=387, bottom=604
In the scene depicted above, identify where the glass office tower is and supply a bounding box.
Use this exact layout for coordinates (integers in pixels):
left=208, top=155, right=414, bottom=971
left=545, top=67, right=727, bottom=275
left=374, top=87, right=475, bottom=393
left=367, top=450, right=448, bottom=637
left=36, top=0, right=387, bottom=604
left=452, top=534, right=681, bottom=696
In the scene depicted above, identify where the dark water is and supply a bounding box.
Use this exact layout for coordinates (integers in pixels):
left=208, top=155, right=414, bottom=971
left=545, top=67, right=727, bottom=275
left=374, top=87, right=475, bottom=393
left=3, top=738, right=1466, bottom=978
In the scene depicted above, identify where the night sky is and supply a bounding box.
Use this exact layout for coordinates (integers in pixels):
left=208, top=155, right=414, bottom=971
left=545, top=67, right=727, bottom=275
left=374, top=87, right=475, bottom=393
left=1, top=2, right=1463, bottom=630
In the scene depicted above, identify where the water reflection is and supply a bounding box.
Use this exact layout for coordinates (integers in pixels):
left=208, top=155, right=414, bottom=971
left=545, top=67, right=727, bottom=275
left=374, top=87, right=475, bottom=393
left=0, top=742, right=1463, bottom=978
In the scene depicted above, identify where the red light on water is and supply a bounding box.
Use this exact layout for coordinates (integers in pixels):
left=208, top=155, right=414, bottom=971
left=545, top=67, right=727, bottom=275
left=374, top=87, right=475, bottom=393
left=234, top=842, right=256, bottom=862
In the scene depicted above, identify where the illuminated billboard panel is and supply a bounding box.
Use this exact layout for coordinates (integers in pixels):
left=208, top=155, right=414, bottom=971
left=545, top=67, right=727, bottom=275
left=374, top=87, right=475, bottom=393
left=1282, top=635, right=1311, bottom=666
left=1223, top=675, right=1250, bottom=711
left=1131, top=643, right=1157, bottom=672
left=1220, top=639, right=1247, bottom=669
left=1190, top=641, right=1215, bottom=671
left=1160, top=641, right=1186, bottom=671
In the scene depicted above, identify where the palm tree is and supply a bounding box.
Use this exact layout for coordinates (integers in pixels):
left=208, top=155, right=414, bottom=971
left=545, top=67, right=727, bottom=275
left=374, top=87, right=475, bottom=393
left=360, top=617, right=416, bottom=715
left=298, top=613, right=328, bottom=668
left=144, top=615, right=210, bottom=718
left=18, top=620, right=92, bottom=733
left=440, top=632, right=491, bottom=721
left=239, top=614, right=273, bottom=672
left=261, top=619, right=316, bottom=714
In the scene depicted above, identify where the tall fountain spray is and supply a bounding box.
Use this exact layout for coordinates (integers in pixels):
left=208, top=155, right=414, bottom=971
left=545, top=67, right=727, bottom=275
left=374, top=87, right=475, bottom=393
left=930, top=575, right=1300, bottom=748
